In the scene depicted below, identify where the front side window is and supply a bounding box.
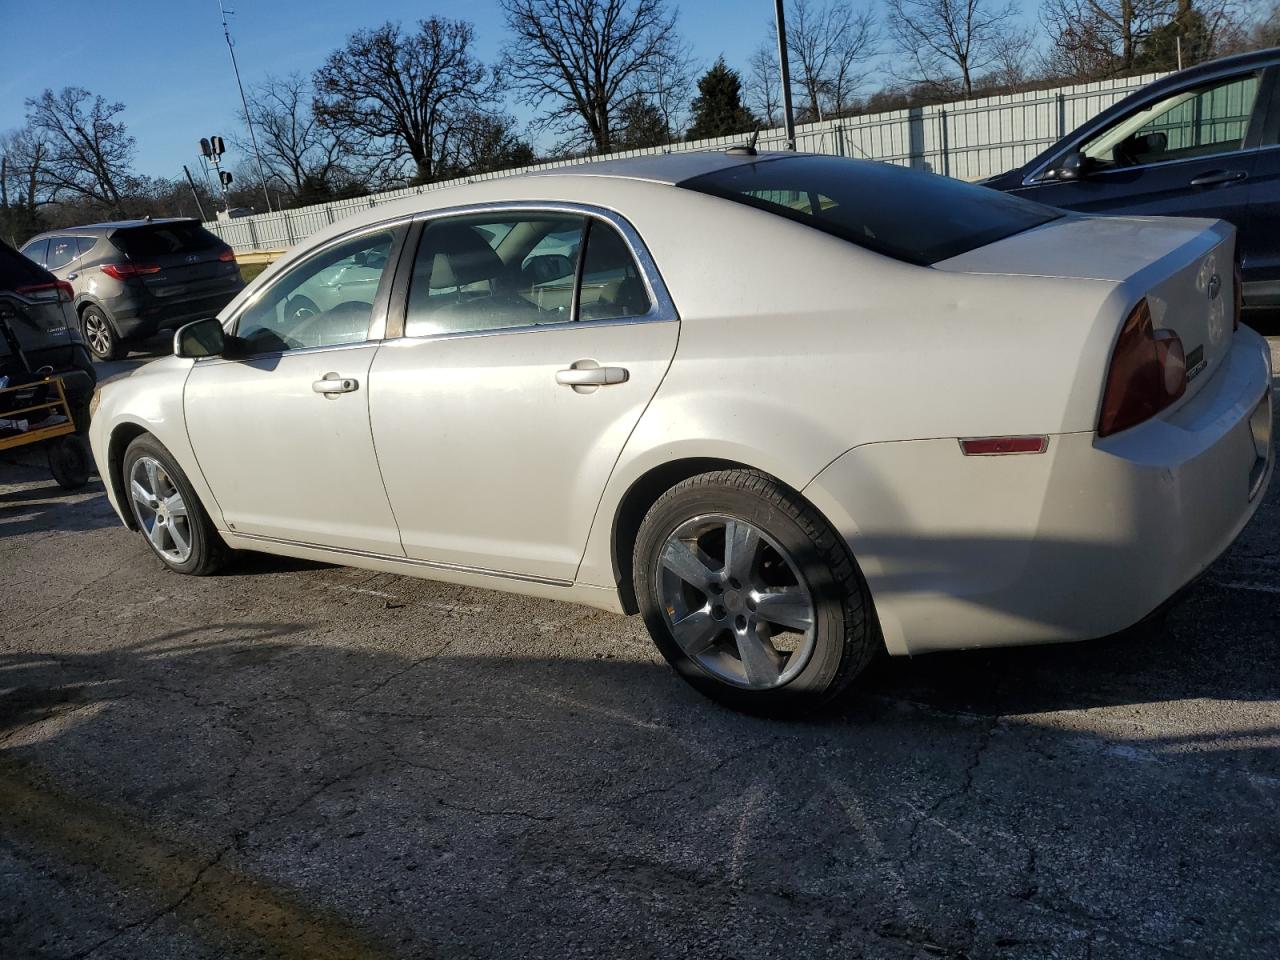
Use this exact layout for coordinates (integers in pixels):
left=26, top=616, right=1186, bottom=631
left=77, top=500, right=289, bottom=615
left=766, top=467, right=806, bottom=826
left=236, top=230, right=394, bottom=354
left=1081, top=73, right=1262, bottom=168
left=404, top=212, right=651, bottom=338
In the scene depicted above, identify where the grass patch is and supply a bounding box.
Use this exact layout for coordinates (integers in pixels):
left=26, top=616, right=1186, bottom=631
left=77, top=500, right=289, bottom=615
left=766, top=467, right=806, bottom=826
left=240, top=262, right=270, bottom=285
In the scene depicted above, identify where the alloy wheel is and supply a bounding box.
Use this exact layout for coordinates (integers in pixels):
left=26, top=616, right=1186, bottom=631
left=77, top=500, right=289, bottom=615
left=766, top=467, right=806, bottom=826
left=129, top=456, right=193, bottom=563
left=655, top=514, right=816, bottom=690
left=83, top=311, right=113, bottom=357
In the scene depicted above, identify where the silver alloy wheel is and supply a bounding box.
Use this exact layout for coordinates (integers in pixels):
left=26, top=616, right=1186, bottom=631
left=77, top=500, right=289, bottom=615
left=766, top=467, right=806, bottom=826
left=129, top=456, right=193, bottom=564
left=656, top=514, right=817, bottom=690
left=83, top=311, right=112, bottom=357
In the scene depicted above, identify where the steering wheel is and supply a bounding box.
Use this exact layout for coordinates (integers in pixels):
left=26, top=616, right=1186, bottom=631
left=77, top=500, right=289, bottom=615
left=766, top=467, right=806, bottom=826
left=285, top=295, right=320, bottom=323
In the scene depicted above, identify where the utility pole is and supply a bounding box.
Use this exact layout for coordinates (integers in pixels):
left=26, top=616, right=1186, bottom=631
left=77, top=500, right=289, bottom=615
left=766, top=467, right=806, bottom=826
left=218, top=0, right=273, bottom=212
left=774, top=0, right=797, bottom=150
left=182, top=165, right=209, bottom=221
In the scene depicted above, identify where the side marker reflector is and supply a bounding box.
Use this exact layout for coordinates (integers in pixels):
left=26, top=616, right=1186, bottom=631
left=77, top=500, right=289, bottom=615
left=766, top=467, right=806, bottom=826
left=959, top=436, right=1049, bottom=456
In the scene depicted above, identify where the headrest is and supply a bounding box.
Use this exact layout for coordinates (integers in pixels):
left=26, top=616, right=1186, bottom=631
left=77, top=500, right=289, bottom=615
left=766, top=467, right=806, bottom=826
left=420, top=223, right=503, bottom=290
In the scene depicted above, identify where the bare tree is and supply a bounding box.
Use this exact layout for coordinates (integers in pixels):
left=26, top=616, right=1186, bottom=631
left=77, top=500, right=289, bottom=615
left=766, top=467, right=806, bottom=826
left=23, top=87, right=135, bottom=208
left=746, top=42, right=783, bottom=126
left=885, top=0, right=1019, bottom=98
left=237, top=74, right=368, bottom=202
left=500, top=0, right=683, bottom=153
left=1038, top=0, right=1189, bottom=78
left=785, top=0, right=879, bottom=121
left=984, top=23, right=1039, bottom=88
left=636, top=35, right=695, bottom=141
left=313, top=19, right=496, bottom=185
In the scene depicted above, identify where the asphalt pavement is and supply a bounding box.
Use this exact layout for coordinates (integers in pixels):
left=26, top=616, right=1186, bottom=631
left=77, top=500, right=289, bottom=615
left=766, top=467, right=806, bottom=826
left=0, top=335, right=1278, bottom=960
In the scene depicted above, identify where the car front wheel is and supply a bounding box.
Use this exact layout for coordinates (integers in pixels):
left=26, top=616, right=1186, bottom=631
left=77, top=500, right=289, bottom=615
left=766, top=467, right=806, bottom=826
left=122, top=435, right=227, bottom=575
left=633, top=469, right=879, bottom=714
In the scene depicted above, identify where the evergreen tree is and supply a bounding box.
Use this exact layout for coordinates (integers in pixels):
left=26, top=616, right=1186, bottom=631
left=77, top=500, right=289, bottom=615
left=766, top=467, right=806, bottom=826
left=687, top=57, right=757, bottom=141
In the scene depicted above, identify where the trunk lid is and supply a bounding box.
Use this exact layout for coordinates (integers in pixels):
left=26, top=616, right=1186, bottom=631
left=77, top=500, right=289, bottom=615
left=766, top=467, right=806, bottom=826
left=1, top=243, right=75, bottom=368
left=936, top=214, right=1237, bottom=406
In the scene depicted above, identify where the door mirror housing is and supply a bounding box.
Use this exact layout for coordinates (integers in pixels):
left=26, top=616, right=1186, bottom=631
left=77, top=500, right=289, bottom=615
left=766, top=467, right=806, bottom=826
left=1056, top=151, right=1094, bottom=181
left=174, top=317, right=226, bottom=358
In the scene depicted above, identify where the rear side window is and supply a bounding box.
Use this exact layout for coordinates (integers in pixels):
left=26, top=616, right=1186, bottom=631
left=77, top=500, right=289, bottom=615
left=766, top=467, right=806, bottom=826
left=77, top=237, right=97, bottom=256
left=679, top=155, right=1061, bottom=265
left=19, top=239, right=48, bottom=268
left=112, top=222, right=221, bottom=257
left=47, top=237, right=80, bottom=270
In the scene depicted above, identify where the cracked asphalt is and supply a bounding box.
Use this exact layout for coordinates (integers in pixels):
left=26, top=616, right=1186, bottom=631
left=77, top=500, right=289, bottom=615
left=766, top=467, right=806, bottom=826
left=1, top=334, right=1278, bottom=960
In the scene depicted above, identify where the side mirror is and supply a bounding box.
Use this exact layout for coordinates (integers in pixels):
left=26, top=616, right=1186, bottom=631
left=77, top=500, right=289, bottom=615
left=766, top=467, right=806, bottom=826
left=174, top=317, right=226, bottom=358
left=1056, top=151, right=1093, bottom=181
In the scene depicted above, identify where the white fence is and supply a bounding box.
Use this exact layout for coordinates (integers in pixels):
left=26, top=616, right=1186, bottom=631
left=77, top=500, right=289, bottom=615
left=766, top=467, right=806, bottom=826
left=205, top=72, right=1165, bottom=254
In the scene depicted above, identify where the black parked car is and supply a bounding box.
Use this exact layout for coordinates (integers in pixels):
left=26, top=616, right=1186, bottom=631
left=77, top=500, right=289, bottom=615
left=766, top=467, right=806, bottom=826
left=20, top=219, right=243, bottom=360
left=984, top=48, right=1280, bottom=306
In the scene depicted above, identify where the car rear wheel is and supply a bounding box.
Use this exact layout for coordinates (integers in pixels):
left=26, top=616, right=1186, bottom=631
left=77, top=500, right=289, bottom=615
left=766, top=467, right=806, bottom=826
left=123, top=435, right=227, bottom=575
left=81, top=305, right=120, bottom=361
left=633, top=469, right=879, bottom=714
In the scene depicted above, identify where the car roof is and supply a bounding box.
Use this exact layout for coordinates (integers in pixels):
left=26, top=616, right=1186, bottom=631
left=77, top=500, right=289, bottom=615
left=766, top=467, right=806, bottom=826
left=526, top=149, right=793, bottom=185
left=27, top=218, right=199, bottom=240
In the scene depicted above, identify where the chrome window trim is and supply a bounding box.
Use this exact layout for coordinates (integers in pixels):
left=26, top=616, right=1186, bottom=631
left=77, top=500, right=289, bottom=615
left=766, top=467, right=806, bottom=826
left=400, top=200, right=680, bottom=338
left=1022, top=143, right=1270, bottom=187
left=192, top=339, right=378, bottom=366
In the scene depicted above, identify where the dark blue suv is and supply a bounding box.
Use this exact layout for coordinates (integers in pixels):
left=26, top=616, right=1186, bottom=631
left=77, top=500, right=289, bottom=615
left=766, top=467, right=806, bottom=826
left=984, top=48, right=1280, bottom=306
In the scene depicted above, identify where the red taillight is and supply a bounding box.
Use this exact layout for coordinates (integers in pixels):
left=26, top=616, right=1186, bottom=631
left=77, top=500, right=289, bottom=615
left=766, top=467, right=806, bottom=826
left=959, top=436, right=1048, bottom=456
left=1233, top=258, right=1243, bottom=331
left=218, top=248, right=237, bottom=263
left=15, top=280, right=74, bottom=303
left=1098, top=299, right=1187, bottom=437
left=101, top=262, right=161, bottom=280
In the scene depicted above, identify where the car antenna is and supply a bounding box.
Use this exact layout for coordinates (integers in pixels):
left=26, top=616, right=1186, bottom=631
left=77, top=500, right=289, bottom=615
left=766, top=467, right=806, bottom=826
left=726, top=127, right=761, bottom=157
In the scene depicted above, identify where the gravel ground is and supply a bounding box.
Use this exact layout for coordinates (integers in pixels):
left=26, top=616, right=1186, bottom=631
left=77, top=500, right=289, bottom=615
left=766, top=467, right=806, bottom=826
left=0, top=336, right=1277, bottom=960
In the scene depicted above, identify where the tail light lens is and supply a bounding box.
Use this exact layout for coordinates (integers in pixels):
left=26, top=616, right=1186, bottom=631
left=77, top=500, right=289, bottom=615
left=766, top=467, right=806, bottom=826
left=1098, top=299, right=1186, bottom=437
left=218, top=248, right=237, bottom=263
left=15, top=280, right=74, bottom=303
left=101, top=262, right=161, bottom=280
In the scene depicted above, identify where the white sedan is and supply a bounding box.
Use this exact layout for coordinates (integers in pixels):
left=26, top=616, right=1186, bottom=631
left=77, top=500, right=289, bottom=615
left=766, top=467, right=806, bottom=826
left=88, top=151, right=1274, bottom=712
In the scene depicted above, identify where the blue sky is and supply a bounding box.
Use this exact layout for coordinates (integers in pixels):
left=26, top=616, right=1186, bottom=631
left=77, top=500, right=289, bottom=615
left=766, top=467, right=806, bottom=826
left=0, top=0, right=796, bottom=179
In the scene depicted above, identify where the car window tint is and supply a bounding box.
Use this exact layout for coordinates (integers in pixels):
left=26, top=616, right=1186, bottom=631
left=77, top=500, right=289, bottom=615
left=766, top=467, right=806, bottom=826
left=113, top=222, right=221, bottom=257
left=681, top=155, right=1061, bottom=265
left=404, top=214, right=584, bottom=337
left=20, top=239, right=48, bottom=267
left=578, top=221, right=652, bottom=321
left=1, top=241, right=52, bottom=286
left=76, top=237, right=96, bottom=257
left=236, top=230, right=394, bottom=354
left=1082, top=73, right=1261, bottom=167
left=46, top=237, right=79, bottom=270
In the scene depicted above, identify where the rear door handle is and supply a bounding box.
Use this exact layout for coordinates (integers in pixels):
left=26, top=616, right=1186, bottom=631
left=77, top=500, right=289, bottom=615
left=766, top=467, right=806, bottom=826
left=312, top=372, right=359, bottom=397
left=556, top=366, right=629, bottom=386
left=1189, top=169, right=1248, bottom=187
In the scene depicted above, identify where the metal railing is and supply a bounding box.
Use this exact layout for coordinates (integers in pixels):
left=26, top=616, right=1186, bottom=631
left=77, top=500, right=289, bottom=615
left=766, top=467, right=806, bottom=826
left=206, top=72, right=1165, bottom=254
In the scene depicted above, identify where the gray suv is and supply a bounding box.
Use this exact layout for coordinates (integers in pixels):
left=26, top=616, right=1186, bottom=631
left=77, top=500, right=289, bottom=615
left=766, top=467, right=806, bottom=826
left=20, top=219, right=244, bottom=360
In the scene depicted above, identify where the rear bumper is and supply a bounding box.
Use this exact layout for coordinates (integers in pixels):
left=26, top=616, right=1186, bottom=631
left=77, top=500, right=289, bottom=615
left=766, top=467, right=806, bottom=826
left=101, top=283, right=242, bottom=339
left=804, top=327, right=1274, bottom=656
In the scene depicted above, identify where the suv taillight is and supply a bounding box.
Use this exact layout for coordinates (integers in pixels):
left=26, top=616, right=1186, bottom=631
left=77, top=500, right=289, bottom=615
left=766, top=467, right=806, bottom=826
left=15, top=280, right=74, bottom=303
left=1098, top=299, right=1187, bottom=437
left=218, top=248, right=237, bottom=263
left=101, top=262, right=161, bottom=280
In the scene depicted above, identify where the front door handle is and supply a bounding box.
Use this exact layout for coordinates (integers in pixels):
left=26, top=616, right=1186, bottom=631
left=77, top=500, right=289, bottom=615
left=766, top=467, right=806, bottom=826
left=312, top=372, right=359, bottom=397
left=1189, top=169, right=1248, bottom=187
left=556, top=365, right=629, bottom=386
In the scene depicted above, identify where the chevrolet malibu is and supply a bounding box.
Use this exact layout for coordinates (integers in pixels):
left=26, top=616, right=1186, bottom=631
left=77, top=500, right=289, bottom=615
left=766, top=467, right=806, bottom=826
left=88, top=152, right=1274, bottom=712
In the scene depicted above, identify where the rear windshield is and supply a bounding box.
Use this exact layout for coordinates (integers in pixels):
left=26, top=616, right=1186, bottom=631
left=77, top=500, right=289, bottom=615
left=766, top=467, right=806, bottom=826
left=0, top=240, right=53, bottom=289
left=112, top=222, right=222, bottom=257
left=679, top=155, right=1061, bottom=265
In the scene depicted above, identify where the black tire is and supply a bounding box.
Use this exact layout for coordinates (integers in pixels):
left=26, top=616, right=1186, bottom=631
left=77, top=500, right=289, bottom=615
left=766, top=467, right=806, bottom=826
left=47, top=435, right=92, bottom=490
left=634, top=469, right=879, bottom=714
left=81, top=305, right=121, bottom=361
left=122, top=434, right=228, bottom=576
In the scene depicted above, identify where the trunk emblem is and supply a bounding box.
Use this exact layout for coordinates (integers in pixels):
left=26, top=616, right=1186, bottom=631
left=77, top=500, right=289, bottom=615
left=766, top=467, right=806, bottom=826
left=185, top=254, right=199, bottom=264
left=1207, top=274, right=1221, bottom=300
